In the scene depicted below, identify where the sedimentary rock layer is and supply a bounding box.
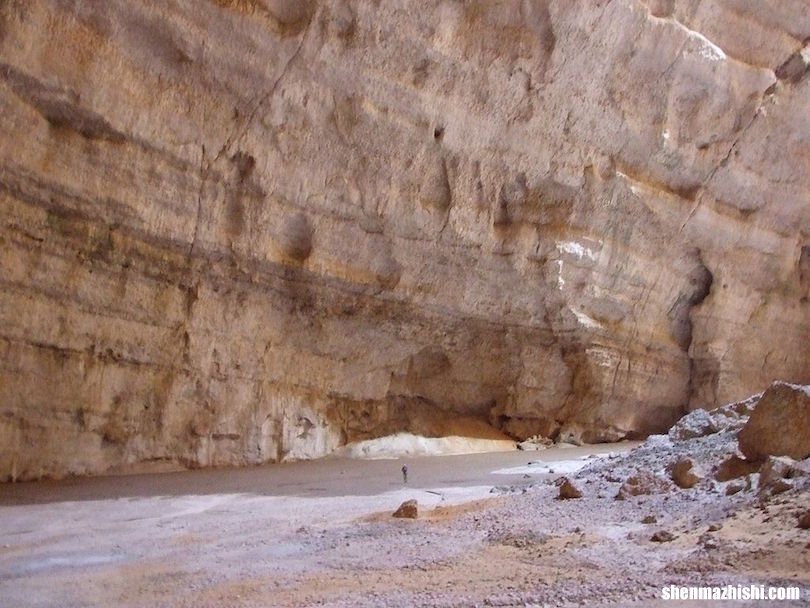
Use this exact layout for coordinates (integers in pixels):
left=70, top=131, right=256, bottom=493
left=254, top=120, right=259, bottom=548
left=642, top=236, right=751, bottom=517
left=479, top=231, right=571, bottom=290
left=1, top=0, right=808, bottom=479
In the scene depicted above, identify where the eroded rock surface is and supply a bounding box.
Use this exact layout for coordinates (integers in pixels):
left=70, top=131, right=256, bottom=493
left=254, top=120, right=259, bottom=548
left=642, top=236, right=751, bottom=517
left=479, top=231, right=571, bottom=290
left=392, top=499, right=419, bottom=519
left=738, top=382, right=810, bottom=462
left=1, top=1, right=809, bottom=479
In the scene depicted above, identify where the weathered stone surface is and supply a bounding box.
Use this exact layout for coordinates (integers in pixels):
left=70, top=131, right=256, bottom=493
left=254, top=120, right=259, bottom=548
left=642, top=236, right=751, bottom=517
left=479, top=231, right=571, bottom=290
left=758, top=455, right=806, bottom=498
left=668, top=393, right=758, bottom=442
left=667, top=457, right=701, bottom=489
left=392, top=499, right=418, bottom=519
left=714, top=455, right=759, bottom=482
left=557, top=477, right=583, bottom=499
left=738, top=382, right=810, bottom=462
left=517, top=435, right=552, bottom=451
left=1, top=1, right=809, bottom=479
left=759, top=456, right=806, bottom=486
left=650, top=530, right=677, bottom=543
left=616, top=470, right=674, bottom=499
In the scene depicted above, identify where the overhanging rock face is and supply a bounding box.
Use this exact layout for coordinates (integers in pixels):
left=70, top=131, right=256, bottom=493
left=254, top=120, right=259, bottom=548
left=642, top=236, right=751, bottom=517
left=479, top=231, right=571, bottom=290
left=1, top=0, right=808, bottom=480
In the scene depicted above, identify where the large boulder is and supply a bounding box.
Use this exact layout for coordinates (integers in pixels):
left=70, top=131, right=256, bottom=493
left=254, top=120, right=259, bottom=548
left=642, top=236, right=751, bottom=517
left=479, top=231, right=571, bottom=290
left=738, top=382, right=810, bottom=461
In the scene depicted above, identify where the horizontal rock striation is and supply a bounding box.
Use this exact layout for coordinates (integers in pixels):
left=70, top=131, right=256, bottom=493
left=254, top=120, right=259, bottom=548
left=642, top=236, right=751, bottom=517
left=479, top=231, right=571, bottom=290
left=1, top=0, right=808, bottom=480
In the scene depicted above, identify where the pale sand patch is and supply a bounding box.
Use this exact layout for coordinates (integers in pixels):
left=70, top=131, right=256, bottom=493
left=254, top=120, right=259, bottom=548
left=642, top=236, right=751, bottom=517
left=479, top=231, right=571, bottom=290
left=332, top=432, right=517, bottom=459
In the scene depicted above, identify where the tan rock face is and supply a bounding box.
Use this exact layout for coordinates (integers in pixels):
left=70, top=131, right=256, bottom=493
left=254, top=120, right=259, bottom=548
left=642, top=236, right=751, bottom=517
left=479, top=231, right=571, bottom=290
left=738, top=382, right=810, bottom=462
left=1, top=1, right=809, bottom=480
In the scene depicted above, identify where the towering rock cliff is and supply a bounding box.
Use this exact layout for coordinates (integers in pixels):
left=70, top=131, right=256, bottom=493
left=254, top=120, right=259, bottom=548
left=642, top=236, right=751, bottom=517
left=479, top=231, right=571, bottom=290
left=1, top=0, right=808, bottom=480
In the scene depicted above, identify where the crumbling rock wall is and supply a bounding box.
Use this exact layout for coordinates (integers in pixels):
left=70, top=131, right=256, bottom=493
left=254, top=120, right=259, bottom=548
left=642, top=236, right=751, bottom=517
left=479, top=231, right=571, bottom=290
left=1, top=0, right=808, bottom=480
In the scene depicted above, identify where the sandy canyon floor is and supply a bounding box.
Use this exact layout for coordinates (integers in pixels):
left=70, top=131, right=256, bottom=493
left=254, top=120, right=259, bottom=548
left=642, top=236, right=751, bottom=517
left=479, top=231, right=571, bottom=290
left=1, top=443, right=808, bottom=608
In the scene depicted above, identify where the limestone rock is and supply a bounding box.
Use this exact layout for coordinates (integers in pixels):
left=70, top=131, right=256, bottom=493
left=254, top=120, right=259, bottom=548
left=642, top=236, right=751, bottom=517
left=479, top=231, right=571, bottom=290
left=418, top=153, right=452, bottom=211
left=557, top=477, right=583, bottom=500
left=714, top=456, right=759, bottom=482
left=278, top=213, right=314, bottom=262
left=760, top=478, right=792, bottom=498
left=616, top=470, right=674, bottom=500
left=517, top=435, right=552, bottom=451
left=668, top=409, right=721, bottom=442
left=264, top=0, right=314, bottom=26
left=392, top=499, right=418, bottom=519
left=666, top=457, right=701, bottom=489
left=758, top=456, right=805, bottom=498
left=1, top=0, right=809, bottom=479
left=738, top=383, right=810, bottom=462
left=650, top=530, right=677, bottom=543
left=668, top=394, right=757, bottom=442
left=758, top=456, right=805, bottom=487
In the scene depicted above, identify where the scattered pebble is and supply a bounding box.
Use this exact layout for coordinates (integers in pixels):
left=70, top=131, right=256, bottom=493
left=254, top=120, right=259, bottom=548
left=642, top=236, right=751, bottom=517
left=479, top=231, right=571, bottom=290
left=650, top=530, right=677, bottom=543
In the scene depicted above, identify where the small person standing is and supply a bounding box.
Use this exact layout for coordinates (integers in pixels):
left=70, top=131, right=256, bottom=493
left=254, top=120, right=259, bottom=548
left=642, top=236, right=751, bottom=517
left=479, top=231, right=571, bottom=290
left=401, top=464, right=408, bottom=484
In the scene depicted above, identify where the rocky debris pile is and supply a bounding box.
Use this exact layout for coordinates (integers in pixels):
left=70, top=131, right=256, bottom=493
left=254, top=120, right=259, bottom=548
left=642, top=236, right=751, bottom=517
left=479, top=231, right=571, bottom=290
left=667, top=393, right=759, bottom=442
left=392, top=499, right=418, bottom=519
left=577, top=382, right=810, bottom=505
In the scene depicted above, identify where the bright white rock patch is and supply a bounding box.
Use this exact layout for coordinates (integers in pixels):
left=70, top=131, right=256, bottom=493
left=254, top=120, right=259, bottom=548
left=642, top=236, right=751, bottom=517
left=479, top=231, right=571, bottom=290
left=670, top=19, right=726, bottom=61
left=332, top=433, right=516, bottom=459
left=571, top=308, right=602, bottom=329
left=556, top=241, right=597, bottom=261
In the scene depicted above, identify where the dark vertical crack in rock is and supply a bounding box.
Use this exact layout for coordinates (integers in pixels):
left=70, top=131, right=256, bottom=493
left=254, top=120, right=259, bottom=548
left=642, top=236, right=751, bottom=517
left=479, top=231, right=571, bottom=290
left=683, top=252, right=714, bottom=411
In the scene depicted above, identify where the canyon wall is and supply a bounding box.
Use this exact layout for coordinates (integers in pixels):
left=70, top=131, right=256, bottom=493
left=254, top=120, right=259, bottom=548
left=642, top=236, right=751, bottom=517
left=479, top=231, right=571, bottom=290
left=1, top=0, right=808, bottom=480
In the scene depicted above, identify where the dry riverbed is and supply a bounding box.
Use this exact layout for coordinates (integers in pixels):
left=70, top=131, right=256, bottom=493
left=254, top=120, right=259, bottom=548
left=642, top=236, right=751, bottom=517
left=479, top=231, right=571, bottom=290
left=1, top=440, right=808, bottom=607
